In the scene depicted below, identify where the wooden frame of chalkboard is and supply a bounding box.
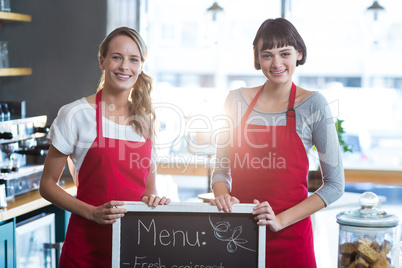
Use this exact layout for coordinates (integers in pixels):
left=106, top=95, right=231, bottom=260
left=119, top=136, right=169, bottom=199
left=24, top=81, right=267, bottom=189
left=112, top=202, right=266, bottom=268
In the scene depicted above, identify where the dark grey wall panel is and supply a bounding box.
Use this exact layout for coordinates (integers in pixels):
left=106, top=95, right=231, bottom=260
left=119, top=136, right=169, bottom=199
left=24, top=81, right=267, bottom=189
left=0, top=0, right=107, bottom=124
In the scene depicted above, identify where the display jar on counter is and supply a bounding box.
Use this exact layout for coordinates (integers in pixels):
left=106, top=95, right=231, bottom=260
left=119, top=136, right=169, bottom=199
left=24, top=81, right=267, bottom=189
left=336, top=192, right=400, bottom=268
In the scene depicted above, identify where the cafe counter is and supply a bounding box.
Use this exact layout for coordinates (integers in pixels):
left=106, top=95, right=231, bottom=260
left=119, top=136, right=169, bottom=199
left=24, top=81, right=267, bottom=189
left=0, top=176, right=76, bottom=222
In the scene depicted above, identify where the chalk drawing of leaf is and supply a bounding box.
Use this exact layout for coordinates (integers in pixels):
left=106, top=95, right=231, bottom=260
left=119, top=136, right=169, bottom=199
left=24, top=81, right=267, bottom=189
left=227, top=241, right=237, bottom=253
left=209, top=215, right=256, bottom=253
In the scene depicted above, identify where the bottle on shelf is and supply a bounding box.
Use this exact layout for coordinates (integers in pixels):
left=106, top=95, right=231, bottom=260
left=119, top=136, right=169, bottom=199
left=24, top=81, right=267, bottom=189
left=0, top=0, right=11, bottom=12
left=0, top=104, right=5, bottom=121
left=3, top=103, right=10, bottom=121
left=0, top=41, right=9, bottom=68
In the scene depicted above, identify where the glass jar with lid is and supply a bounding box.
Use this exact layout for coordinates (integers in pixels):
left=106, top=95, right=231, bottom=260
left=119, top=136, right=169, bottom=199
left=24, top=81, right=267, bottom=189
left=336, top=191, right=400, bottom=268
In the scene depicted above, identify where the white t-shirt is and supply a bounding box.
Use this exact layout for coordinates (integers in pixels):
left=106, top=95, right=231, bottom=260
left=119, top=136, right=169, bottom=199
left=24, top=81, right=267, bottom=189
left=48, top=97, right=156, bottom=182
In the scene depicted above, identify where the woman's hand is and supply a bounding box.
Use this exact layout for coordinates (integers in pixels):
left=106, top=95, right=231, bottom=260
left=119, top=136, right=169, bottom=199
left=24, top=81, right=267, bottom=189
left=141, top=195, right=171, bottom=207
left=210, top=194, right=240, bottom=213
left=89, top=200, right=127, bottom=225
left=252, top=199, right=283, bottom=232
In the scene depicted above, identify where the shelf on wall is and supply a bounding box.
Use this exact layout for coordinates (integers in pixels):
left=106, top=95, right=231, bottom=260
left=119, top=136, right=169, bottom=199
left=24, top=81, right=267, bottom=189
left=0, top=68, right=32, bottom=76
left=0, top=11, right=31, bottom=22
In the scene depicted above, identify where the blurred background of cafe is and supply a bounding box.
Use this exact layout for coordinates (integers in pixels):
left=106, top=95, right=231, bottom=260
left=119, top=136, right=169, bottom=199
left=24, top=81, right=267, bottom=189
left=109, top=2, right=402, bottom=264
left=1, top=0, right=399, bottom=202
left=106, top=0, right=402, bottom=202
left=0, top=0, right=401, bottom=267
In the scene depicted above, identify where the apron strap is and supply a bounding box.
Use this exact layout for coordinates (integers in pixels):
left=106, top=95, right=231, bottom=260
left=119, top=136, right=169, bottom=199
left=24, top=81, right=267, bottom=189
left=95, top=90, right=103, bottom=138
left=241, top=83, right=297, bottom=130
left=286, top=83, right=297, bottom=130
left=240, top=85, right=264, bottom=128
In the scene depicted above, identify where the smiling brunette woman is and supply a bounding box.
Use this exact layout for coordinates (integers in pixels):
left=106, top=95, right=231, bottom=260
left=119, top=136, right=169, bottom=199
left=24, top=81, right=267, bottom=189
left=39, top=27, right=170, bottom=268
left=210, top=18, right=345, bottom=267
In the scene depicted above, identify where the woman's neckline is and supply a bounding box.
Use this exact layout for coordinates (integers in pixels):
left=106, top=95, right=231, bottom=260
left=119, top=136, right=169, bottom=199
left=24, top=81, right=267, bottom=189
left=239, top=87, right=317, bottom=114
left=82, top=97, right=132, bottom=127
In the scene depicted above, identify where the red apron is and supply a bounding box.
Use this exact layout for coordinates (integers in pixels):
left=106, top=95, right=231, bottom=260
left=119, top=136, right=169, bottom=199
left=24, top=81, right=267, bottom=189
left=230, top=83, right=316, bottom=267
left=59, top=90, right=152, bottom=268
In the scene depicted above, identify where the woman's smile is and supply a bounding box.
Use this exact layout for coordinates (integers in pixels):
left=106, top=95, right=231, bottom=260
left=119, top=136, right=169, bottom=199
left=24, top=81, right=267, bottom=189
left=270, top=69, right=287, bottom=76
left=115, top=72, right=132, bottom=80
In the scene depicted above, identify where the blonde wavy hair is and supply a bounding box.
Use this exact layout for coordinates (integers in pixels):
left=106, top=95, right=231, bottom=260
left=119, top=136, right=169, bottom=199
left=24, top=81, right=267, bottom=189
left=97, top=27, right=155, bottom=139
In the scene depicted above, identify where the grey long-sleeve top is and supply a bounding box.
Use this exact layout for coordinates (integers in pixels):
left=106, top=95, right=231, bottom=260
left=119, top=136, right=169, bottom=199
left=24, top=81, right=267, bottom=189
left=211, top=88, right=345, bottom=206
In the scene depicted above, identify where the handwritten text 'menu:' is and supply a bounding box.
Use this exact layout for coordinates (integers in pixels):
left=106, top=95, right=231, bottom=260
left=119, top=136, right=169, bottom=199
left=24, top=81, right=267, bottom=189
left=138, top=219, right=207, bottom=247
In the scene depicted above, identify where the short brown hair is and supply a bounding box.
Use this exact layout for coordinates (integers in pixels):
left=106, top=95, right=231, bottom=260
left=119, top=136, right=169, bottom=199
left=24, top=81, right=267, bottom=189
left=253, top=18, right=307, bottom=69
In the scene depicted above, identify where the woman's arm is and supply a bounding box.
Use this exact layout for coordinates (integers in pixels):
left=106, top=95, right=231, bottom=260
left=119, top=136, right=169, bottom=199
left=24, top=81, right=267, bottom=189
left=254, top=97, right=343, bottom=231
left=39, top=145, right=126, bottom=224
left=211, top=182, right=239, bottom=212
left=311, top=95, right=345, bottom=205
left=141, top=160, right=170, bottom=206
left=210, top=129, right=239, bottom=212
left=253, top=193, right=325, bottom=231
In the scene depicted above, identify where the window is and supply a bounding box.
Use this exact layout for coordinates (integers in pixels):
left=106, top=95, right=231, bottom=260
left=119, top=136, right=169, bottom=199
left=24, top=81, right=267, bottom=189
left=299, top=77, right=362, bottom=89
left=107, top=0, right=402, bottom=171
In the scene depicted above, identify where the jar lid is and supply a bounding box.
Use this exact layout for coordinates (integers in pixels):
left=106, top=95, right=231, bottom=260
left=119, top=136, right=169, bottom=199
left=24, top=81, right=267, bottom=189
left=336, top=192, right=399, bottom=228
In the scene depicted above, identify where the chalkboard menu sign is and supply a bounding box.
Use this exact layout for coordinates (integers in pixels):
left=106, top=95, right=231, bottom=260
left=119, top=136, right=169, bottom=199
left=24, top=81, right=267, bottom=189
left=112, top=202, right=266, bottom=268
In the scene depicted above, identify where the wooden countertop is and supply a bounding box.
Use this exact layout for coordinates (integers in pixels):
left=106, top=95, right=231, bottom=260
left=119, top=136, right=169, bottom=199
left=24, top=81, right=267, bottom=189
left=157, top=161, right=402, bottom=185
left=1, top=162, right=400, bottom=222
left=198, top=192, right=387, bottom=208
left=343, top=169, right=402, bottom=184
left=0, top=177, right=76, bottom=222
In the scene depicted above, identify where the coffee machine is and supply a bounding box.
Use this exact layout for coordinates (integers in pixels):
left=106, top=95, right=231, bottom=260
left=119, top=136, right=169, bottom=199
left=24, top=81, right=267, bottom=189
left=0, top=103, right=49, bottom=201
